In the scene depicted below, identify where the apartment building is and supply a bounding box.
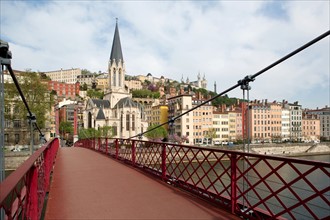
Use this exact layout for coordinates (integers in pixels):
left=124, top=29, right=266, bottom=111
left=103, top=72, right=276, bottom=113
left=305, top=106, right=330, bottom=141
left=284, top=101, right=302, bottom=141
left=151, top=105, right=169, bottom=130
left=77, top=74, right=96, bottom=87
left=281, top=108, right=290, bottom=141
left=168, top=94, right=193, bottom=144
left=248, top=100, right=282, bottom=142
left=302, top=114, right=320, bottom=142
left=96, top=74, right=109, bottom=91
left=125, top=79, right=143, bottom=91
left=192, top=97, right=213, bottom=145
left=44, top=68, right=81, bottom=84
left=213, top=111, right=229, bottom=144
left=48, top=81, right=80, bottom=100
left=228, top=111, right=237, bottom=141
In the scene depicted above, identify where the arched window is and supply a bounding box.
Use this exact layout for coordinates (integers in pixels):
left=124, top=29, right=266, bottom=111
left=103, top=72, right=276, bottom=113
left=132, top=114, right=135, bottom=131
left=119, top=69, right=122, bottom=87
left=126, top=114, right=130, bottom=131
left=112, top=123, right=118, bottom=136
left=88, top=112, right=92, bottom=128
left=113, top=68, right=116, bottom=86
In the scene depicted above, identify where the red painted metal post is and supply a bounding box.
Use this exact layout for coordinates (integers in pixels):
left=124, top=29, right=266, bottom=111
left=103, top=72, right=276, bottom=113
left=106, top=138, right=108, bottom=155
left=161, top=143, right=167, bottom=181
left=132, top=140, right=136, bottom=166
left=230, top=153, right=238, bottom=214
left=25, top=166, right=38, bottom=219
left=115, top=139, right=119, bottom=159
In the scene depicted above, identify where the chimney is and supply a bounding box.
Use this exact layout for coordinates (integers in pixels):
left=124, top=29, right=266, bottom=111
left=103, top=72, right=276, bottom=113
left=221, top=104, right=226, bottom=112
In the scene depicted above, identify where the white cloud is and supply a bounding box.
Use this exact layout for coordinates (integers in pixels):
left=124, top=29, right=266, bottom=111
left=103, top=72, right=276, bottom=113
left=1, top=1, right=329, bottom=108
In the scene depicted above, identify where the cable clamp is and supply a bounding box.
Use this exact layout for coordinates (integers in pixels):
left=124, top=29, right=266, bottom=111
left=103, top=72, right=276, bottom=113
left=238, top=75, right=254, bottom=91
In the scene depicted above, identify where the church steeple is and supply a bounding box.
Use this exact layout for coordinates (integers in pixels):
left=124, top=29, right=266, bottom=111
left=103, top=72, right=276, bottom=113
left=110, top=18, right=124, bottom=65
left=108, top=19, right=125, bottom=92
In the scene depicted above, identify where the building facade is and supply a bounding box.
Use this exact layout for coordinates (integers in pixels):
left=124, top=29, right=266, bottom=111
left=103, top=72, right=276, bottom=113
left=192, top=97, right=213, bottom=145
left=305, top=106, right=330, bottom=141
left=48, top=81, right=80, bottom=100
left=168, top=94, right=193, bottom=144
left=44, top=68, right=81, bottom=84
left=302, top=114, right=320, bottom=142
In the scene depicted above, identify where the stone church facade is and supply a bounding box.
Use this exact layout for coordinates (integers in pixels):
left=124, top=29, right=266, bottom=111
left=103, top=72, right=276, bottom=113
left=83, top=21, right=148, bottom=139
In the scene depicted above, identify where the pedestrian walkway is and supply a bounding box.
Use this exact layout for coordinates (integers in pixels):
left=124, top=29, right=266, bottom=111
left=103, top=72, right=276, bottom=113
left=45, top=147, right=240, bottom=219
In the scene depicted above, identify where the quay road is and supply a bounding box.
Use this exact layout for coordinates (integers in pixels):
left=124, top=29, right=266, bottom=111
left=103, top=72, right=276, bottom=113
left=45, top=147, right=240, bottom=219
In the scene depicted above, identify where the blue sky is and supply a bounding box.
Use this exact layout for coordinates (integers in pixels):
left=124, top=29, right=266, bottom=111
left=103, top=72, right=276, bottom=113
left=1, top=1, right=329, bottom=109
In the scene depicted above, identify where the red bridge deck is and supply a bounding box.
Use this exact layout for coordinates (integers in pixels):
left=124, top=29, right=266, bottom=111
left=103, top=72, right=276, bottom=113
left=45, top=147, right=239, bottom=219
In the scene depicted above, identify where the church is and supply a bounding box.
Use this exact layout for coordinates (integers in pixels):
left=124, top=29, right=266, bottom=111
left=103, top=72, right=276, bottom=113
left=83, top=20, right=148, bottom=139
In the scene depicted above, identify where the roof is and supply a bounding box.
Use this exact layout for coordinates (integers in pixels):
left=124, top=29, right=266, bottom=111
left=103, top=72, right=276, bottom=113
left=96, top=108, right=106, bottom=120
left=91, top=99, right=110, bottom=108
left=114, top=97, right=143, bottom=109
left=110, top=20, right=124, bottom=65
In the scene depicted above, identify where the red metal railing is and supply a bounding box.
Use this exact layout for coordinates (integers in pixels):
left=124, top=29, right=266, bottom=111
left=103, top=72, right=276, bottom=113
left=0, top=138, right=59, bottom=220
left=75, top=138, right=330, bottom=220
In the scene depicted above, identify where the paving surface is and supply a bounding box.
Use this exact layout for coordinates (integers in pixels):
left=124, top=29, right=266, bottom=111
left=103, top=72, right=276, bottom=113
left=45, top=147, right=240, bottom=219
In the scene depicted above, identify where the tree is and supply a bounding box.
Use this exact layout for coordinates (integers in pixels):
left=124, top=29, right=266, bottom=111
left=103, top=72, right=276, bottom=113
left=4, top=71, right=54, bottom=129
left=132, top=89, right=160, bottom=99
left=99, top=126, right=114, bottom=138
left=168, top=134, right=189, bottom=144
left=80, top=83, right=88, bottom=91
left=78, top=127, right=101, bottom=139
left=144, top=124, right=168, bottom=141
left=87, top=89, right=104, bottom=99
left=59, top=121, right=73, bottom=136
left=81, top=69, right=92, bottom=75
left=205, top=128, right=216, bottom=145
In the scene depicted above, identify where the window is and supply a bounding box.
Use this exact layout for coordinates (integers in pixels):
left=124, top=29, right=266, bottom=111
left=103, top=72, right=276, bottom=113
left=15, top=134, right=19, bottom=144
left=126, top=114, right=129, bottom=131
left=5, top=120, right=11, bottom=128
left=119, top=69, right=122, bottom=87
left=113, top=126, right=117, bottom=136
left=14, top=105, right=19, bottom=114
left=4, top=134, right=9, bottom=143
left=113, top=68, right=116, bottom=86
left=132, top=115, right=135, bottom=131
left=14, top=120, right=21, bottom=128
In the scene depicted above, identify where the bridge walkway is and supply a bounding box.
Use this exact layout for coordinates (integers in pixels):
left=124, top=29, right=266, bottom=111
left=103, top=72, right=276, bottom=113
left=45, top=147, right=239, bottom=219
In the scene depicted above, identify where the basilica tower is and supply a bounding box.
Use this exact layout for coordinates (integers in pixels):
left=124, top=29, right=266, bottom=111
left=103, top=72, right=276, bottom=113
left=108, top=19, right=125, bottom=92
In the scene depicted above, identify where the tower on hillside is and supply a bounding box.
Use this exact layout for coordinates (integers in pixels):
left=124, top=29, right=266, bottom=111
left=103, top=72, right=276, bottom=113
left=214, top=81, right=217, bottom=93
left=108, top=19, right=125, bottom=92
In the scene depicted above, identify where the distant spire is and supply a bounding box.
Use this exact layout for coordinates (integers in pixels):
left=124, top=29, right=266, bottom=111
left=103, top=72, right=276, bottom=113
left=214, top=81, right=217, bottom=93
left=110, top=18, right=124, bottom=65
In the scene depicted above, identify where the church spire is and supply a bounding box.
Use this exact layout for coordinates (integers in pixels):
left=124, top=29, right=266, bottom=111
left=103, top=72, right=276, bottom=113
left=110, top=18, right=124, bottom=65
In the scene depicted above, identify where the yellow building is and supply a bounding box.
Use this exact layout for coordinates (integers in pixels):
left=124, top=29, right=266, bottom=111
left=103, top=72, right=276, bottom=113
left=96, top=75, right=109, bottom=91
left=151, top=105, right=169, bottom=130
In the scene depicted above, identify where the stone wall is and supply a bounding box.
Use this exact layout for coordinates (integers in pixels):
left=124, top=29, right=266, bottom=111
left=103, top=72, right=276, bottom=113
left=4, top=152, right=30, bottom=170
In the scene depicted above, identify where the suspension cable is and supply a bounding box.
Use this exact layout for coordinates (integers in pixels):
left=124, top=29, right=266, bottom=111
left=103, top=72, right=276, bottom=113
left=129, top=30, right=329, bottom=140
